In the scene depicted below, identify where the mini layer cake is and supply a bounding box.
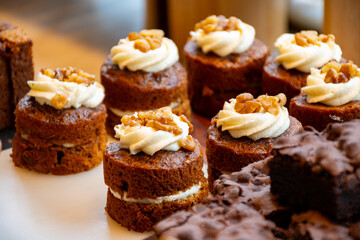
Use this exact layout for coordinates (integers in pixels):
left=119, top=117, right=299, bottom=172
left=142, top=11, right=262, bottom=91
left=270, top=120, right=360, bottom=221
left=184, top=15, right=269, bottom=117
left=103, top=107, right=208, bottom=232
left=0, top=21, right=34, bottom=130
left=12, top=67, right=106, bottom=175
left=152, top=197, right=277, bottom=240
left=290, top=60, right=360, bottom=131
left=263, top=30, right=342, bottom=104
left=206, top=93, right=302, bottom=190
left=101, top=29, right=190, bottom=135
left=214, top=159, right=292, bottom=229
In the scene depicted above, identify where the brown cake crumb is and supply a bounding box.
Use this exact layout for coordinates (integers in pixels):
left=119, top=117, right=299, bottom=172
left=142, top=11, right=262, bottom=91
left=234, top=93, right=286, bottom=115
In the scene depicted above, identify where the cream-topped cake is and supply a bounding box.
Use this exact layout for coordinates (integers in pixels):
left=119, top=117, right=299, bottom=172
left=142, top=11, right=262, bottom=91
left=184, top=15, right=270, bottom=117
left=290, top=60, right=360, bottom=131
left=12, top=67, right=107, bottom=175
left=101, top=29, right=191, bottom=136
left=103, top=107, right=208, bottom=232
left=263, top=30, right=343, bottom=105
left=206, top=93, right=302, bottom=192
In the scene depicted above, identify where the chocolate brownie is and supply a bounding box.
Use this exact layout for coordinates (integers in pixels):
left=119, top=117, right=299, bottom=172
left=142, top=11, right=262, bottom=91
left=184, top=39, right=269, bottom=118
left=290, top=93, right=360, bottom=131
left=288, top=211, right=351, bottom=240
left=0, top=21, right=33, bottom=130
left=152, top=196, right=277, bottom=240
left=214, top=159, right=293, bottom=229
left=206, top=115, right=302, bottom=189
left=270, top=120, right=360, bottom=221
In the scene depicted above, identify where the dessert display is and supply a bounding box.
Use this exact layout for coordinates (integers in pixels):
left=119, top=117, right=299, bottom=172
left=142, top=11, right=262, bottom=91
left=0, top=21, right=34, bottom=130
left=184, top=15, right=269, bottom=117
left=103, top=107, right=208, bottom=232
left=263, top=30, right=342, bottom=104
left=12, top=67, right=106, bottom=175
left=101, top=29, right=190, bottom=135
left=270, top=120, right=360, bottom=221
left=206, top=93, right=302, bottom=189
left=290, top=60, right=360, bottom=131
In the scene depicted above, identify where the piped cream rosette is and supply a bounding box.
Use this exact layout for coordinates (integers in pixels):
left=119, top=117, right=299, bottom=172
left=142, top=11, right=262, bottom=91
left=190, top=15, right=255, bottom=57
left=27, top=67, right=104, bottom=109
left=302, top=61, right=360, bottom=106
left=217, top=93, right=290, bottom=141
left=114, top=107, right=195, bottom=155
left=275, top=30, right=342, bottom=73
left=111, top=29, right=179, bottom=72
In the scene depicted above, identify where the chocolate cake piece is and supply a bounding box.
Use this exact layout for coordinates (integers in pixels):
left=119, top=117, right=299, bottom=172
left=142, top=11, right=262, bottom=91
left=152, top=196, right=277, bottom=240
left=288, top=211, right=351, bottom=240
left=0, top=21, right=34, bottom=130
left=270, top=120, right=360, bottom=221
left=214, top=159, right=293, bottom=229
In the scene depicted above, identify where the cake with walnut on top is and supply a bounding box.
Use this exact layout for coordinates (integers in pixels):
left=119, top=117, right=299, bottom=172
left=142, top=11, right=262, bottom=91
left=101, top=29, right=190, bottom=135
left=206, top=92, right=302, bottom=190
left=104, top=107, right=208, bottom=232
left=184, top=15, right=269, bottom=117
left=12, top=67, right=107, bottom=175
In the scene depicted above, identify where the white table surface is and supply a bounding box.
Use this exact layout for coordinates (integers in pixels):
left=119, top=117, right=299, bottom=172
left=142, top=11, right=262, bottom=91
left=0, top=149, right=151, bottom=240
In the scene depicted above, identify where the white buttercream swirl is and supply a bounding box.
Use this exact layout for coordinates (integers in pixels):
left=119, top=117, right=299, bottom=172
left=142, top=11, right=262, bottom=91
left=217, top=98, right=290, bottom=141
left=27, top=73, right=105, bottom=109
left=275, top=33, right=342, bottom=73
left=114, top=112, right=190, bottom=155
left=302, top=68, right=360, bottom=106
left=190, top=20, right=255, bottom=57
left=111, top=37, right=179, bottom=72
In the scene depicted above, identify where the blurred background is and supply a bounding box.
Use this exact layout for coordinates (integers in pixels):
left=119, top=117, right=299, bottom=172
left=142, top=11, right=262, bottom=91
left=0, top=0, right=359, bottom=147
left=1, top=0, right=359, bottom=74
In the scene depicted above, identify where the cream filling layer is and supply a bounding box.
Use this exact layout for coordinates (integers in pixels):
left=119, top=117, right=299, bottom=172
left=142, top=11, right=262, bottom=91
left=110, top=183, right=201, bottom=204
left=108, top=101, right=180, bottom=117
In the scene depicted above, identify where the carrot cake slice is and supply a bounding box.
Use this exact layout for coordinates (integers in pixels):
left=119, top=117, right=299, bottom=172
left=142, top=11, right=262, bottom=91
left=101, top=29, right=190, bottom=135
left=12, top=67, right=106, bottom=175
left=104, top=107, right=208, bottom=232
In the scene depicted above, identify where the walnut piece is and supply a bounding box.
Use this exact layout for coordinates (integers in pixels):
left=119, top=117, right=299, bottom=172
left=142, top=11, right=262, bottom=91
left=121, top=107, right=195, bottom=136
left=128, top=29, right=164, bottom=53
left=195, top=15, right=240, bottom=34
left=179, top=135, right=196, bottom=151
left=51, top=93, right=68, bottom=110
left=41, top=67, right=95, bottom=86
left=321, top=61, right=360, bottom=84
left=294, top=30, right=335, bottom=47
left=234, top=93, right=286, bottom=115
